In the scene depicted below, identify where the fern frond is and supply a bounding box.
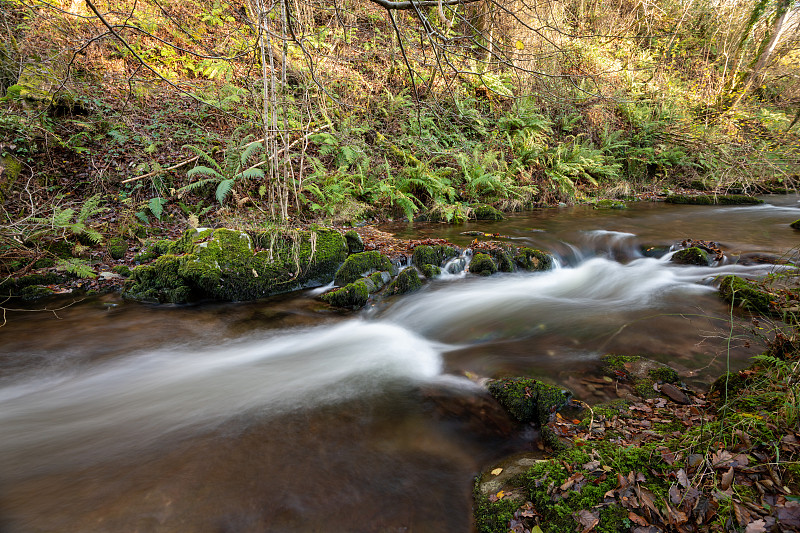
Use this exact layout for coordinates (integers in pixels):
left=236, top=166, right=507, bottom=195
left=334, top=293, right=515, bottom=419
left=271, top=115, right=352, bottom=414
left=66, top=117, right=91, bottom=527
left=56, top=258, right=96, bottom=279
left=187, top=165, right=224, bottom=180
left=81, top=228, right=103, bottom=244
left=183, top=145, right=223, bottom=173
left=52, top=208, right=74, bottom=227
left=77, top=194, right=104, bottom=223
left=216, top=179, right=235, bottom=204
left=239, top=142, right=264, bottom=167
left=177, top=177, right=218, bottom=195
left=236, top=167, right=265, bottom=181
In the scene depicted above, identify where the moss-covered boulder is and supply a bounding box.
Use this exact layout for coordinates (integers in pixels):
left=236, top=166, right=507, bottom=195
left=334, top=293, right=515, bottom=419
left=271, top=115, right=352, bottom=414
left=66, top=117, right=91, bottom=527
left=419, top=263, right=441, bottom=278
left=665, top=194, right=763, bottom=205
left=472, top=204, right=505, bottom=220
left=107, top=237, right=127, bottom=260
left=791, top=219, right=800, bottom=230
left=322, top=279, right=370, bottom=308
left=0, top=154, right=22, bottom=201
left=593, top=199, right=627, bottom=209
left=112, top=265, right=131, bottom=277
left=671, top=246, right=711, bottom=265
left=385, top=267, right=423, bottom=295
left=0, top=272, right=64, bottom=298
left=344, top=230, right=364, bottom=254
left=513, top=248, right=553, bottom=271
left=19, top=285, right=55, bottom=301
left=124, top=227, right=348, bottom=303
left=334, top=250, right=396, bottom=285
left=488, top=377, right=571, bottom=426
left=470, top=253, right=497, bottom=276
left=600, top=354, right=681, bottom=399
left=411, top=244, right=459, bottom=268
left=322, top=270, right=392, bottom=309
left=718, top=275, right=773, bottom=313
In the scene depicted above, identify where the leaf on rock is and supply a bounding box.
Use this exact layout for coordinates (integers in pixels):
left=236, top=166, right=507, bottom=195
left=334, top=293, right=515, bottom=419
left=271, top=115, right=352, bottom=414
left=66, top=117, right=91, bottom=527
left=491, top=468, right=503, bottom=476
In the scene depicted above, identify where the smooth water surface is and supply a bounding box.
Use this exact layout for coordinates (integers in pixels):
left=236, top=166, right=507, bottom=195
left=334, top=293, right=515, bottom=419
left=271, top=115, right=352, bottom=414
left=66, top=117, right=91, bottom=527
left=1, top=196, right=798, bottom=532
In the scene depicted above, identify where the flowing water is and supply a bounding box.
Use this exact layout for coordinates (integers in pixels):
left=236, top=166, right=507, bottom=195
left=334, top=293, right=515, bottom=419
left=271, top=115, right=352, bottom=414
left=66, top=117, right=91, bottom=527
left=1, top=196, right=798, bottom=532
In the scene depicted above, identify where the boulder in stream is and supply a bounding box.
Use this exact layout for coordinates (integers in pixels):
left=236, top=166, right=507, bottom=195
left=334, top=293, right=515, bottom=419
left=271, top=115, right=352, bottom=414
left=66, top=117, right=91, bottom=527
left=469, top=253, right=497, bottom=276
left=791, top=219, right=800, bottom=230
left=124, top=227, right=348, bottom=303
left=514, top=247, right=553, bottom=271
left=665, top=194, right=763, bottom=205
left=671, top=246, right=711, bottom=266
left=334, top=250, right=397, bottom=285
left=718, top=275, right=773, bottom=314
left=488, top=377, right=571, bottom=426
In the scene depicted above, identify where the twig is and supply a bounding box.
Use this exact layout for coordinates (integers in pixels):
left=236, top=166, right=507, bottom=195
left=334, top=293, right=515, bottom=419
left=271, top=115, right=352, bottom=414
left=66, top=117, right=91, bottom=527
left=120, top=155, right=200, bottom=184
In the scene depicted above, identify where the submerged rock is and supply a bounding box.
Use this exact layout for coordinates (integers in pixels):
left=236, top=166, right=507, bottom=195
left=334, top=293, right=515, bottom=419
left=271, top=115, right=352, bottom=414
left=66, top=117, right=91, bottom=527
left=488, top=377, right=571, bottom=426
left=124, top=227, right=348, bottom=303
left=671, top=246, right=711, bottom=266
left=593, top=199, right=627, bottom=209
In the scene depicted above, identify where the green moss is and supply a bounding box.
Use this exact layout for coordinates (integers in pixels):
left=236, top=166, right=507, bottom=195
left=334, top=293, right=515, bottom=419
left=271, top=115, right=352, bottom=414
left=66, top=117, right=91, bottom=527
left=718, top=275, right=772, bottom=313
left=107, top=237, right=127, bottom=260
left=600, top=354, right=640, bottom=375
left=344, top=230, right=364, bottom=254
left=665, top=194, right=763, bottom=205
left=334, top=250, right=396, bottom=285
left=593, top=199, right=627, bottom=209
left=671, top=246, right=710, bottom=265
left=473, top=492, right=519, bottom=533
left=112, top=265, right=131, bottom=277
left=648, top=366, right=679, bottom=383
left=33, top=258, right=55, bottom=268
left=322, top=279, right=370, bottom=308
left=385, top=267, right=423, bottom=295
left=0, top=155, right=22, bottom=201
left=488, top=377, right=570, bottom=426
left=472, top=204, right=505, bottom=220
left=514, top=248, right=554, bottom=271
left=411, top=245, right=459, bottom=268
left=419, top=263, right=441, bottom=278
left=470, top=253, right=497, bottom=276
left=19, top=285, right=54, bottom=301
left=791, top=219, right=800, bottom=230
left=124, top=227, right=348, bottom=303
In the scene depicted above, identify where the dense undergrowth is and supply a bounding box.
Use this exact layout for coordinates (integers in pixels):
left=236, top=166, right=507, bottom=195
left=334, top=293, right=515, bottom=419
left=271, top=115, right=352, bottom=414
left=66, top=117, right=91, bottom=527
left=0, top=0, right=799, bottom=277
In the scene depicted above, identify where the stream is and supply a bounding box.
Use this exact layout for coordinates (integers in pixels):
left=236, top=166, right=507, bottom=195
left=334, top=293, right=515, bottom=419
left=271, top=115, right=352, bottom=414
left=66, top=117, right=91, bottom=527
left=1, top=196, right=798, bottom=532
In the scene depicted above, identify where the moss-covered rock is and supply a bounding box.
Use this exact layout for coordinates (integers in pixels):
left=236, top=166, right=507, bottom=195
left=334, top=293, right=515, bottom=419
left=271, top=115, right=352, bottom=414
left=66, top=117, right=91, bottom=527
left=472, top=204, right=505, bottom=220
left=671, top=246, right=711, bottom=265
left=124, top=227, right=348, bottom=303
left=322, top=279, right=370, bottom=308
left=334, top=250, right=396, bottom=285
left=593, top=199, right=627, bottom=209
left=791, top=219, right=800, bottom=230
left=112, top=265, right=131, bottom=277
left=344, top=230, right=364, bottom=254
left=488, top=377, right=571, bottom=426
left=718, top=275, right=773, bottom=313
left=19, top=285, right=54, bottom=301
left=411, top=244, right=459, bottom=268
left=385, top=267, right=423, bottom=295
left=470, top=253, right=497, bottom=276
left=514, top=247, right=554, bottom=271
left=0, top=272, right=63, bottom=298
left=419, top=263, right=441, bottom=278
left=0, top=154, right=22, bottom=201
left=107, top=237, right=127, bottom=260
left=323, top=270, right=392, bottom=309
left=665, top=194, right=763, bottom=205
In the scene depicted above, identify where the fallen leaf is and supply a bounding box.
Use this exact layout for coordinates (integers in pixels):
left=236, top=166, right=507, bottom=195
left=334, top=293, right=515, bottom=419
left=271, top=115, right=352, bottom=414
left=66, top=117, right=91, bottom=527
left=628, top=511, right=648, bottom=526
left=574, top=509, right=600, bottom=532
left=745, top=519, right=767, bottom=533
left=495, top=490, right=505, bottom=500
left=491, top=468, right=503, bottom=476
left=721, top=466, right=735, bottom=490
left=677, top=468, right=690, bottom=488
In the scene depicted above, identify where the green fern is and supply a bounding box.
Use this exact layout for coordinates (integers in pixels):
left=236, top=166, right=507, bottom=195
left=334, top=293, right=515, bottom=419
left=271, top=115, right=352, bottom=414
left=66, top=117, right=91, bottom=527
left=56, top=258, right=96, bottom=278
left=179, top=141, right=265, bottom=205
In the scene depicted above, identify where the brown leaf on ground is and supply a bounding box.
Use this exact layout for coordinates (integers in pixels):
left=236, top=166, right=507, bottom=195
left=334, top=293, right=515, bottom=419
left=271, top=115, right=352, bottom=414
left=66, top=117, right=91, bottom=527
left=776, top=501, right=800, bottom=528
left=744, top=519, right=767, bottom=533
left=720, top=466, right=735, bottom=490
left=574, top=509, right=600, bottom=532
left=629, top=511, right=648, bottom=526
